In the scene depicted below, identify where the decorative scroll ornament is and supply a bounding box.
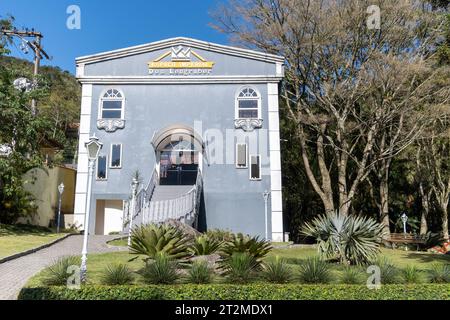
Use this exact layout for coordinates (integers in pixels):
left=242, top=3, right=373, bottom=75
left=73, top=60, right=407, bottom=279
left=97, top=119, right=125, bottom=132
left=234, top=119, right=263, bottom=132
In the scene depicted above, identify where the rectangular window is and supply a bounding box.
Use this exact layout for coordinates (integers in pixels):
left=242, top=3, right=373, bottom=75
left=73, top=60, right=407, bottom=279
left=238, top=100, right=259, bottom=119
left=110, top=144, right=122, bottom=168
left=250, top=155, right=261, bottom=180
left=236, top=143, right=248, bottom=168
left=101, top=100, right=122, bottom=119
left=97, top=155, right=107, bottom=180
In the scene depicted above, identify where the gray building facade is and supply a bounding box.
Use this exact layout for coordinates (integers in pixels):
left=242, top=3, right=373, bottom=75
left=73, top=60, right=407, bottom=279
left=74, top=37, right=284, bottom=240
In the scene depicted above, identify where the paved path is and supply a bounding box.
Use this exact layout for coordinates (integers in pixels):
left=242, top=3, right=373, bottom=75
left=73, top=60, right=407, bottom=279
left=0, top=235, right=127, bottom=300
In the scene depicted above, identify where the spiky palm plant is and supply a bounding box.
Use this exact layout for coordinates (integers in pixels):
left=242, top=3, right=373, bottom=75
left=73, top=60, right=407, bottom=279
left=222, top=252, right=257, bottom=284
left=301, top=212, right=385, bottom=265
left=221, top=233, right=272, bottom=267
left=140, top=252, right=179, bottom=284
left=129, top=223, right=192, bottom=261
left=42, top=256, right=80, bottom=286
left=261, top=257, right=293, bottom=283
left=101, top=263, right=134, bottom=285
left=190, top=235, right=223, bottom=256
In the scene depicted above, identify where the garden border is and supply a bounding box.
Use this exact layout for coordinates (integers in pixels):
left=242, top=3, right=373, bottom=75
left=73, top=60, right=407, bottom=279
left=0, top=233, right=74, bottom=264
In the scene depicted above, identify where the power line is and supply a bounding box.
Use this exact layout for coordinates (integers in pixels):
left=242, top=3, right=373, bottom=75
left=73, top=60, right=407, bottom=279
left=1, top=28, right=51, bottom=115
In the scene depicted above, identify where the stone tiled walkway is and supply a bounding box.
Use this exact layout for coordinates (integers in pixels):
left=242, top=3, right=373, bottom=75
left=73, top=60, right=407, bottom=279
left=0, top=235, right=126, bottom=300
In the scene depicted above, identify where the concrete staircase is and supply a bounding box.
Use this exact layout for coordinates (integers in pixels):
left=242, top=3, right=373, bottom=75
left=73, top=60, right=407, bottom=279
left=151, top=185, right=194, bottom=201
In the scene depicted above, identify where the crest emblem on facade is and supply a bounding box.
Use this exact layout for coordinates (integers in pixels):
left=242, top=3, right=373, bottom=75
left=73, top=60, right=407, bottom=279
left=148, top=46, right=215, bottom=70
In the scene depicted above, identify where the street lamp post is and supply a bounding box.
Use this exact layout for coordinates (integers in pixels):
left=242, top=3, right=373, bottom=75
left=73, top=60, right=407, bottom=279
left=56, top=183, right=64, bottom=233
left=80, top=135, right=102, bottom=283
left=263, top=190, right=270, bottom=241
left=128, top=178, right=140, bottom=247
left=401, top=213, right=408, bottom=238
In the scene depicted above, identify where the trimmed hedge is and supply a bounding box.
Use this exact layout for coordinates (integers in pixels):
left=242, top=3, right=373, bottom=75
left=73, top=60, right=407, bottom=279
left=19, top=284, right=450, bottom=300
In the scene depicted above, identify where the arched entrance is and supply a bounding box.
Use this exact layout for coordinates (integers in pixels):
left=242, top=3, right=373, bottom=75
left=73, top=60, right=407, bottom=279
left=151, top=125, right=203, bottom=185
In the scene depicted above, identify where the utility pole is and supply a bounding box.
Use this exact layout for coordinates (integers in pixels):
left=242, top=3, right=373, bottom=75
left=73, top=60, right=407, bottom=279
left=0, top=28, right=50, bottom=115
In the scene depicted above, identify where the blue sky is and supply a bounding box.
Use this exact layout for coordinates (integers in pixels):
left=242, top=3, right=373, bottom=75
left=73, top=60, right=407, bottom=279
left=0, top=0, right=228, bottom=74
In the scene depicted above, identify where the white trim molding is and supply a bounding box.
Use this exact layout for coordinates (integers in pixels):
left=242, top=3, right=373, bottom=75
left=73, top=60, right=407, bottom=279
left=78, top=75, right=283, bottom=85
left=76, top=37, right=285, bottom=65
left=267, top=83, right=283, bottom=242
left=74, top=84, right=93, bottom=229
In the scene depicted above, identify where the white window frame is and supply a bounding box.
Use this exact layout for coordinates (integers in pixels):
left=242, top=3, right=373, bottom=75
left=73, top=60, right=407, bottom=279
left=110, top=143, right=123, bottom=169
left=96, top=154, right=108, bottom=181
left=235, top=86, right=261, bottom=120
left=235, top=143, right=248, bottom=169
left=249, top=154, right=262, bottom=181
left=98, top=88, right=125, bottom=120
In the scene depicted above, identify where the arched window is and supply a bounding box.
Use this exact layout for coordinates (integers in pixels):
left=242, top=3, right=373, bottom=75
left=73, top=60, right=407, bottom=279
left=99, top=89, right=124, bottom=119
left=235, top=87, right=261, bottom=119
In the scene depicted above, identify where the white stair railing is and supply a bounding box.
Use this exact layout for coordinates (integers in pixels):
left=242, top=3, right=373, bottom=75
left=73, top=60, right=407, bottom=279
left=142, top=168, right=203, bottom=226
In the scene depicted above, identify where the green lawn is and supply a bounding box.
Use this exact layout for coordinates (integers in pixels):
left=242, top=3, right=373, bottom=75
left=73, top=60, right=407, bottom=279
left=25, top=241, right=449, bottom=287
left=0, top=224, right=67, bottom=259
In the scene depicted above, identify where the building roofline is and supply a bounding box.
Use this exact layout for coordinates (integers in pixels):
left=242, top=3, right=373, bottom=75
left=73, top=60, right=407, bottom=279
left=75, top=37, right=285, bottom=65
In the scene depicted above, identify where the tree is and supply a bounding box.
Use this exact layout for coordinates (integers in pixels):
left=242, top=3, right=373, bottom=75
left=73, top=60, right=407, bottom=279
left=212, top=0, right=447, bottom=217
left=0, top=17, right=57, bottom=224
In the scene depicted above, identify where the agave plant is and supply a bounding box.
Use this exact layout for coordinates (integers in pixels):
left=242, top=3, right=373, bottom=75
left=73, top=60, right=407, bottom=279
left=129, top=223, right=192, bottom=261
left=190, top=235, right=223, bottom=256
left=301, top=212, right=385, bottom=265
left=221, top=233, right=272, bottom=266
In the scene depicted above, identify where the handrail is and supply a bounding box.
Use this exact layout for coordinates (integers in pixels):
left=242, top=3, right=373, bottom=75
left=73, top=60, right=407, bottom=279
left=134, top=167, right=159, bottom=219
left=142, top=167, right=203, bottom=226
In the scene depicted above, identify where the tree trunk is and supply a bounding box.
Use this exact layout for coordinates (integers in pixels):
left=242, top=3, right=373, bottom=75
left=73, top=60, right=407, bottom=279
left=379, top=177, right=391, bottom=237
left=419, top=182, right=429, bottom=235
left=442, top=205, right=449, bottom=240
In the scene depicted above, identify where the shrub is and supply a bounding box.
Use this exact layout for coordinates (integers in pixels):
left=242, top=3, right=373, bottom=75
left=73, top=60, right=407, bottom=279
left=375, top=257, right=399, bottom=284
left=428, top=264, right=450, bottom=283
left=298, top=257, right=331, bottom=284
left=301, top=212, right=384, bottom=265
left=140, top=253, right=179, bottom=284
left=190, top=235, right=222, bottom=256
left=20, top=284, right=450, bottom=300
left=261, top=257, right=293, bottom=283
left=205, top=229, right=234, bottom=242
left=401, top=265, right=423, bottom=284
left=221, top=233, right=272, bottom=267
left=42, top=256, right=80, bottom=286
left=339, top=266, right=364, bottom=284
left=186, top=260, right=213, bottom=284
left=129, top=223, right=192, bottom=261
left=222, top=252, right=257, bottom=284
left=100, top=264, right=134, bottom=285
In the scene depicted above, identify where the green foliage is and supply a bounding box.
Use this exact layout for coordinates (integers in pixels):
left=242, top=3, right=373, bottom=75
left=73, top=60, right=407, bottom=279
left=428, top=264, right=450, bottom=283
left=190, top=235, right=222, bottom=256
left=221, top=233, right=272, bottom=267
left=222, top=252, right=257, bottom=284
left=41, top=256, right=80, bottom=286
left=339, top=266, right=364, bottom=284
left=140, top=253, right=179, bottom=285
left=129, top=223, right=192, bottom=261
left=205, top=229, right=234, bottom=242
left=0, top=26, right=79, bottom=222
left=376, top=257, right=400, bottom=284
left=20, top=284, right=450, bottom=300
left=186, top=260, right=213, bottom=284
left=298, top=257, right=331, bottom=284
left=100, top=264, right=134, bottom=286
left=261, top=257, right=293, bottom=284
left=302, top=212, right=385, bottom=265
left=401, top=265, right=423, bottom=284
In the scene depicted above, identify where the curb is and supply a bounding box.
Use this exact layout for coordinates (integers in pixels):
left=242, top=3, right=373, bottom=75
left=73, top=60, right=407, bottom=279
left=0, top=233, right=74, bottom=264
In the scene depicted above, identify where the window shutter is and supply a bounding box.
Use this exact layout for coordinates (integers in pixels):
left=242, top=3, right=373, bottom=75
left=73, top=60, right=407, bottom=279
left=236, top=144, right=247, bottom=168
